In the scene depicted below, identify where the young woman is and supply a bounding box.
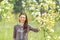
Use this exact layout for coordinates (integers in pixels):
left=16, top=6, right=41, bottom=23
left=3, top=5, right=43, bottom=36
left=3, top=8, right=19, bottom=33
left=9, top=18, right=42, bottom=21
left=13, top=13, right=39, bottom=40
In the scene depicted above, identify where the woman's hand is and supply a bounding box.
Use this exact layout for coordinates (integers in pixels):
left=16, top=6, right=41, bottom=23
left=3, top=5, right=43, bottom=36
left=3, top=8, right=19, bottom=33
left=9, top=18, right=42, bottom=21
left=37, top=27, right=41, bottom=32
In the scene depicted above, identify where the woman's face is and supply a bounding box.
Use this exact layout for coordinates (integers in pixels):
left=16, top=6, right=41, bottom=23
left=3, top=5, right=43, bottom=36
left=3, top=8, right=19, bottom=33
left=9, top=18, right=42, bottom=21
left=19, top=15, right=26, bottom=23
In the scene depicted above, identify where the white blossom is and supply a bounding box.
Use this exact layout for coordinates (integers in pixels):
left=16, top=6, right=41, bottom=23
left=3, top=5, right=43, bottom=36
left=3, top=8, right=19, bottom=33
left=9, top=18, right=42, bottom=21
left=47, top=36, right=51, bottom=39
left=57, top=6, right=59, bottom=8
left=22, top=1, right=25, bottom=4
left=58, top=36, right=60, bottom=39
left=0, top=8, right=2, bottom=12
left=50, top=29, right=54, bottom=32
left=7, top=16, right=10, bottom=19
left=33, top=0, right=37, bottom=2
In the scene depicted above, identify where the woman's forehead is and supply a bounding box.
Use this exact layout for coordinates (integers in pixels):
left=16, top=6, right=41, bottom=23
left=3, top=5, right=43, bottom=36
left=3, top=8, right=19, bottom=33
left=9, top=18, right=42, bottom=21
left=20, top=15, right=26, bottom=17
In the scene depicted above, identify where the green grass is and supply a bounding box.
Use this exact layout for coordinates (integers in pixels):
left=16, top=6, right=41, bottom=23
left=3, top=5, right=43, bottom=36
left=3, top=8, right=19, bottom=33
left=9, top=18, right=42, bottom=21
left=0, top=20, right=60, bottom=40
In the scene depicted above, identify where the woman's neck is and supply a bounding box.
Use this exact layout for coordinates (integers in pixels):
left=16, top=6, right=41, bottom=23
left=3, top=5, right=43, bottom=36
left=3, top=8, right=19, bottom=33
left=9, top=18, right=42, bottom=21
left=19, top=22, right=24, bottom=26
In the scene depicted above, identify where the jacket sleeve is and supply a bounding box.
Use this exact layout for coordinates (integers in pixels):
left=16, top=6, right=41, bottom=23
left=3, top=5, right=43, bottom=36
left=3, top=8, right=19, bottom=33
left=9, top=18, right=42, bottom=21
left=13, top=26, right=16, bottom=39
left=28, top=25, right=39, bottom=32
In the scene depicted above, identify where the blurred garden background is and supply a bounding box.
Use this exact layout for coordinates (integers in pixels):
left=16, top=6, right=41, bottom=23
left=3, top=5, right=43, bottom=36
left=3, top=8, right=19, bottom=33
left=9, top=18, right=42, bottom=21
left=0, top=0, right=60, bottom=40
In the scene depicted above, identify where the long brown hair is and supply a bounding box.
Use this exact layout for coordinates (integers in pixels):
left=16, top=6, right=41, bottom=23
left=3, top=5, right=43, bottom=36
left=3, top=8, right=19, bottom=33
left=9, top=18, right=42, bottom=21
left=19, top=13, right=28, bottom=33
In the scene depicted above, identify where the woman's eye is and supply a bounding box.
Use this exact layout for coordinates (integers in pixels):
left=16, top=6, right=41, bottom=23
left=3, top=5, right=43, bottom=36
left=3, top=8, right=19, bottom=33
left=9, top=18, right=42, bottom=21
left=22, top=17, right=25, bottom=18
